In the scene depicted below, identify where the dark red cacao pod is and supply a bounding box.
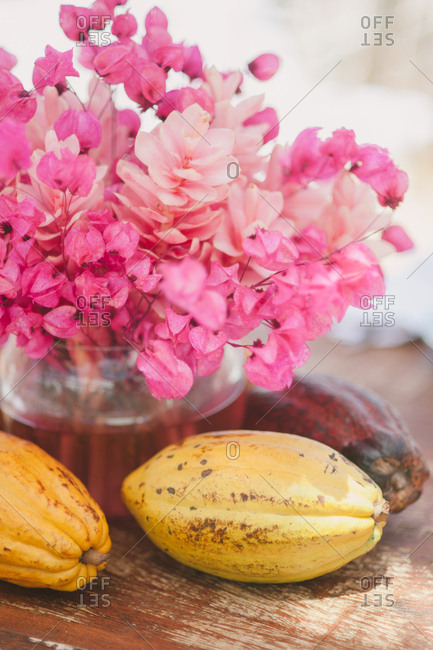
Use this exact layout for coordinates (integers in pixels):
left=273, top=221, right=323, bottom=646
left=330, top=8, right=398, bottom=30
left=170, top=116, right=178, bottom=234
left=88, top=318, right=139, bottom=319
left=242, top=374, right=429, bottom=513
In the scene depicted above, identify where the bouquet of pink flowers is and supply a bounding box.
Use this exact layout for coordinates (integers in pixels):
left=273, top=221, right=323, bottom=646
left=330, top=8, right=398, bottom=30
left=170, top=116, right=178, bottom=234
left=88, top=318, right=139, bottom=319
left=0, top=1, right=412, bottom=400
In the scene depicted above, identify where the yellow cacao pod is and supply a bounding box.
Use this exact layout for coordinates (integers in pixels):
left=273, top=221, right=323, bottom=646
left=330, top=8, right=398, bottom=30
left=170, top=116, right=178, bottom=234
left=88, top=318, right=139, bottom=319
left=122, top=430, right=389, bottom=583
left=0, top=432, right=111, bottom=591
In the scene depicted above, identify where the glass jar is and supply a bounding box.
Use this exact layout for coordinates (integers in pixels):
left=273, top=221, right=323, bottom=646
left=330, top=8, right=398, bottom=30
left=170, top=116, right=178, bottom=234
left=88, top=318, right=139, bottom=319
left=0, top=337, right=247, bottom=517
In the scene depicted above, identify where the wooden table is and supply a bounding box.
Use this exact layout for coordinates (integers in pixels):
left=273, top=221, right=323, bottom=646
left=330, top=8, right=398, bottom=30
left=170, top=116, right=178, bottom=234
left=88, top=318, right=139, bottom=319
left=0, top=339, right=432, bottom=649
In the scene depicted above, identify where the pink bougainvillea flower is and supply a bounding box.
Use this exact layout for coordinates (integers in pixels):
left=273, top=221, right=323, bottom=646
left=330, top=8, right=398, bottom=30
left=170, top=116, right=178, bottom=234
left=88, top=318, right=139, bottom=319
left=60, top=2, right=113, bottom=41
left=162, top=257, right=227, bottom=330
left=351, top=144, right=409, bottom=209
left=244, top=334, right=293, bottom=390
left=74, top=269, right=129, bottom=311
left=43, top=305, right=79, bottom=338
left=103, top=221, right=139, bottom=258
left=320, top=128, right=359, bottom=170
left=0, top=258, right=20, bottom=298
left=155, top=307, right=190, bottom=341
left=182, top=45, right=204, bottom=80
left=32, top=46, right=79, bottom=94
left=142, top=7, right=184, bottom=71
left=0, top=197, right=44, bottom=242
left=0, top=2, right=412, bottom=400
left=156, top=88, right=214, bottom=120
left=93, top=43, right=135, bottom=84
left=330, top=242, right=386, bottom=312
left=154, top=43, right=185, bottom=71
left=280, top=128, right=331, bottom=185
left=59, top=5, right=93, bottom=41
left=137, top=339, right=194, bottom=400
left=111, top=11, right=138, bottom=39
left=6, top=306, right=43, bottom=342
left=189, top=326, right=227, bottom=355
left=64, top=225, right=106, bottom=266
left=0, top=119, right=32, bottom=178
left=124, top=62, right=167, bottom=109
left=0, top=47, right=17, bottom=71
left=144, top=6, right=168, bottom=31
left=248, top=53, right=280, bottom=80
left=117, top=108, right=141, bottom=138
left=36, top=148, right=97, bottom=196
left=0, top=70, right=36, bottom=123
left=124, top=254, right=161, bottom=292
left=21, top=262, right=66, bottom=307
left=381, top=225, right=413, bottom=252
left=54, top=109, right=102, bottom=151
left=242, top=228, right=298, bottom=271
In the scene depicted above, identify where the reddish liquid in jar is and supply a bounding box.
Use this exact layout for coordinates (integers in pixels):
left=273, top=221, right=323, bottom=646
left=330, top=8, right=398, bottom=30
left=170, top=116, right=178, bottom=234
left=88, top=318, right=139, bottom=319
left=0, top=389, right=247, bottom=518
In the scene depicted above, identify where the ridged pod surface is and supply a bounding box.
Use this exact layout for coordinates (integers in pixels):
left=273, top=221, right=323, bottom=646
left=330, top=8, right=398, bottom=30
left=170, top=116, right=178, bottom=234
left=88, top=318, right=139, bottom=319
left=0, top=432, right=111, bottom=591
left=122, top=430, right=389, bottom=583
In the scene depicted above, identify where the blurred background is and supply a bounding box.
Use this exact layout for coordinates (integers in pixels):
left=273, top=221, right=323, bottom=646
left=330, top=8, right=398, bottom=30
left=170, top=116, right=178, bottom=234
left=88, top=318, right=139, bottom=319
left=1, top=0, right=433, bottom=347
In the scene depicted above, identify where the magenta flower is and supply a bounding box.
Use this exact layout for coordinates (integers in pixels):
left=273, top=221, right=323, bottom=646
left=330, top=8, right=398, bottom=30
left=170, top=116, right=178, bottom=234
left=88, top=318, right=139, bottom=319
left=93, top=43, right=135, bottom=84
left=182, top=45, right=204, bottom=80
left=54, top=109, right=102, bottom=151
left=0, top=120, right=32, bottom=178
left=32, top=45, right=79, bottom=94
left=111, top=11, right=138, bottom=39
left=0, top=70, right=36, bottom=123
left=248, top=53, right=280, bottom=80
left=64, top=226, right=106, bottom=266
left=156, top=88, right=214, bottom=120
left=43, top=305, right=79, bottom=338
left=0, top=1, right=412, bottom=400
left=36, top=149, right=97, bottom=196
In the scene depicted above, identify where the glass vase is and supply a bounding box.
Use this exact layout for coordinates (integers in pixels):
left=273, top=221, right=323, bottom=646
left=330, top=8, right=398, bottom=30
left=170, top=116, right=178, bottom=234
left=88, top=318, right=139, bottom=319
left=0, top=337, right=247, bottom=517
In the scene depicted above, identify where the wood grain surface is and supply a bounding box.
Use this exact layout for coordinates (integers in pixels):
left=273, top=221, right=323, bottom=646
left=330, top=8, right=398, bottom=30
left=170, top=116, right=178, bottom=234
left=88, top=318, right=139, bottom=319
left=0, top=339, right=432, bottom=650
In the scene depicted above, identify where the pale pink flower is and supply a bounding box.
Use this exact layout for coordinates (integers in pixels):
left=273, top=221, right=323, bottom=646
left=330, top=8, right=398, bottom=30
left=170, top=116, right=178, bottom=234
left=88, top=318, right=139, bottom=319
left=243, top=107, right=279, bottom=144
left=319, top=171, right=386, bottom=250
left=133, top=103, right=237, bottom=207
left=213, top=179, right=283, bottom=260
